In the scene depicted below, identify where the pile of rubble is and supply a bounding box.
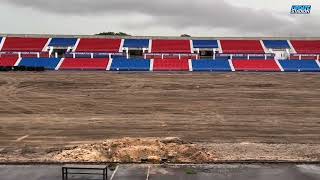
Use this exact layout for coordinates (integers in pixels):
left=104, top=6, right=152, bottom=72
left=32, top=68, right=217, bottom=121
left=51, top=137, right=216, bottom=163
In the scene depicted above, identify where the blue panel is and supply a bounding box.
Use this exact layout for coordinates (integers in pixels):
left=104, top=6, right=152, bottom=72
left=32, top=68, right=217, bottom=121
left=0, top=37, right=2, bottom=44
left=279, top=60, right=320, bottom=72
left=123, top=39, right=149, bottom=48
left=18, top=58, right=61, bottom=70
left=111, top=57, right=150, bottom=71
left=48, top=38, right=77, bottom=47
left=192, top=59, right=232, bottom=71
left=193, top=40, right=218, bottom=49
left=263, top=40, right=290, bottom=49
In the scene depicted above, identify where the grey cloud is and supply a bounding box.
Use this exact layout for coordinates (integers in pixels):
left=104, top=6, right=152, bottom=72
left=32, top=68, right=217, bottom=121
left=2, top=0, right=320, bottom=36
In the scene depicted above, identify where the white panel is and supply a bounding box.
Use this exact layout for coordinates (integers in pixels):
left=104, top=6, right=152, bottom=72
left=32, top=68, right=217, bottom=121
left=275, top=60, right=284, bottom=72
left=0, top=37, right=6, bottom=51
left=55, top=58, right=65, bottom=70
left=228, top=59, right=235, bottom=71
left=150, top=59, right=154, bottom=71
left=106, top=58, right=113, bottom=71
left=188, top=59, right=193, bottom=71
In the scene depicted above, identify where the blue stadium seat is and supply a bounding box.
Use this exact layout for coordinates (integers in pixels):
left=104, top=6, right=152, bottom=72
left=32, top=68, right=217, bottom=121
left=192, top=59, right=232, bottom=71
left=263, top=40, right=290, bottom=49
left=18, top=58, right=62, bottom=70
left=123, top=39, right=149, bottom=48
left=111, top=57, right=150, bottom=71
left=193, top=40, right=218, bottom=49
left=48, top=38, right=78, bottom=47
left=278, top=60, right=320, bottom=72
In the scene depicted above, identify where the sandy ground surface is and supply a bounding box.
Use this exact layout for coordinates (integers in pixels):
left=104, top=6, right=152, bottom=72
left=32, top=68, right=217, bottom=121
left=0, top=72, right=319, bottom=163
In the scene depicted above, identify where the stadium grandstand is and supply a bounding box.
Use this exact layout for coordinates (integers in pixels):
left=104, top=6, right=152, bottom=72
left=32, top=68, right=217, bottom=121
left=0, top=35, right=320, bottom=72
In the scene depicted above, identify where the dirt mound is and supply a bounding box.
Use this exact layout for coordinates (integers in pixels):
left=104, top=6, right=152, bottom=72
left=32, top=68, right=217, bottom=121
left=51, top=137, right=216, bottom=163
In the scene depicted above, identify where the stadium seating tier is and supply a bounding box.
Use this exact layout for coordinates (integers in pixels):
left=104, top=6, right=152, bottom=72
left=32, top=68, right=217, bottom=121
left=59, top=58, right=109, bottom=70
left=153, top=58, right=189, bottom=71
left=123, top=39, right=149, bottom=48
left=111, top=58, right=150, bottom=71
left=49, top=38, right=78, bottom=47
left=263, top=40, right=290, bottom=49
left=192, top=60, right=232, bottom=71
left=290, top=40, right=320, bottom=54
left=232, top=60, right=281, bottom=71
left=278, top=60, right=320, bottom=72
left=75, top=38, right=122, bottom=53
left=0, top=57, right=19, bottom=66
left=151, top=40, right=191, bottom=53
left=18, top=58, right=61, bottom=70
left=1, top=37, right=49, bottom=52
left=193, top=40, right=219, bottom=49
left=220, top=40, right=265, bottom=54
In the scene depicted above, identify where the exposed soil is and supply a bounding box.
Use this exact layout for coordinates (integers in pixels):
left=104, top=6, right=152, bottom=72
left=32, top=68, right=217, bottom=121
left=51, top=137, right=215, bottom=163
left=49, top=137, right=320, bottom=163
left=0, top=72, right=319, bottom=163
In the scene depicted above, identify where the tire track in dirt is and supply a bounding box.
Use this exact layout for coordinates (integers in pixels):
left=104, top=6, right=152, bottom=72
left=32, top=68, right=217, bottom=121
left=0, top=76, right=35, bottom=114
left=0, top=72, right=320, bottom=159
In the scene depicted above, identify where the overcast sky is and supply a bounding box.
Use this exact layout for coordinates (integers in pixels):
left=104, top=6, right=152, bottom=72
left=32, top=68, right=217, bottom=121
left=0, top=0, right=319, bottom=37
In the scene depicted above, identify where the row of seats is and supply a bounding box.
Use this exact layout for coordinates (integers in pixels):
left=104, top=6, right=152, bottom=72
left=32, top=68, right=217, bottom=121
left=0, top=37, right=48, bottom=52
left=75, top=38, right=122, bottom=52
left=0, top=52, right=50, bottom=58
left=1, top=37, right=320, bottom=54
left=291, top=40, right=320, bottom=54
left=1, top=57, right=319, bottom=72
left=60, top=58, right=109, bottom=70
left=289, top=55, right=319, bottom=60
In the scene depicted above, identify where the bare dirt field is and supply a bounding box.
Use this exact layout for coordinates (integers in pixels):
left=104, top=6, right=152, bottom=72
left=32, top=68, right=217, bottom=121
left=0, top=72, right=319, bottom=163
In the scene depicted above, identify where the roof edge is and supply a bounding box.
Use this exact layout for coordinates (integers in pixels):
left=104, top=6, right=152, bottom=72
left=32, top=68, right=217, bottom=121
left=0, top=33, right=320, bottom=40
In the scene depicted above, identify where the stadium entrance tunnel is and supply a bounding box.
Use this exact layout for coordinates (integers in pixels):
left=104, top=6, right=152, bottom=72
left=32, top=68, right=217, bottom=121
left=128, top=49, right=144, bottom=58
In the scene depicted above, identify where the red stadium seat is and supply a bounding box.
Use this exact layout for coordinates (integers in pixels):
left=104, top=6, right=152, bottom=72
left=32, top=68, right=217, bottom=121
left=59, top=58, right=109, bottom=70
left=0, top=57, right=19, bottom=66
left=1, top=37, right=48, bottom=52
left=232, top=60, right=281, bottom=71
left=220, top=40, right=265, bottom=54
left=75, top=38, right=122, bottom=53
left=153, top=58, right=189, bottom=71
left=290, top=40, right=320, bottom=54
left=151, top=40, right=191, bottom=53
